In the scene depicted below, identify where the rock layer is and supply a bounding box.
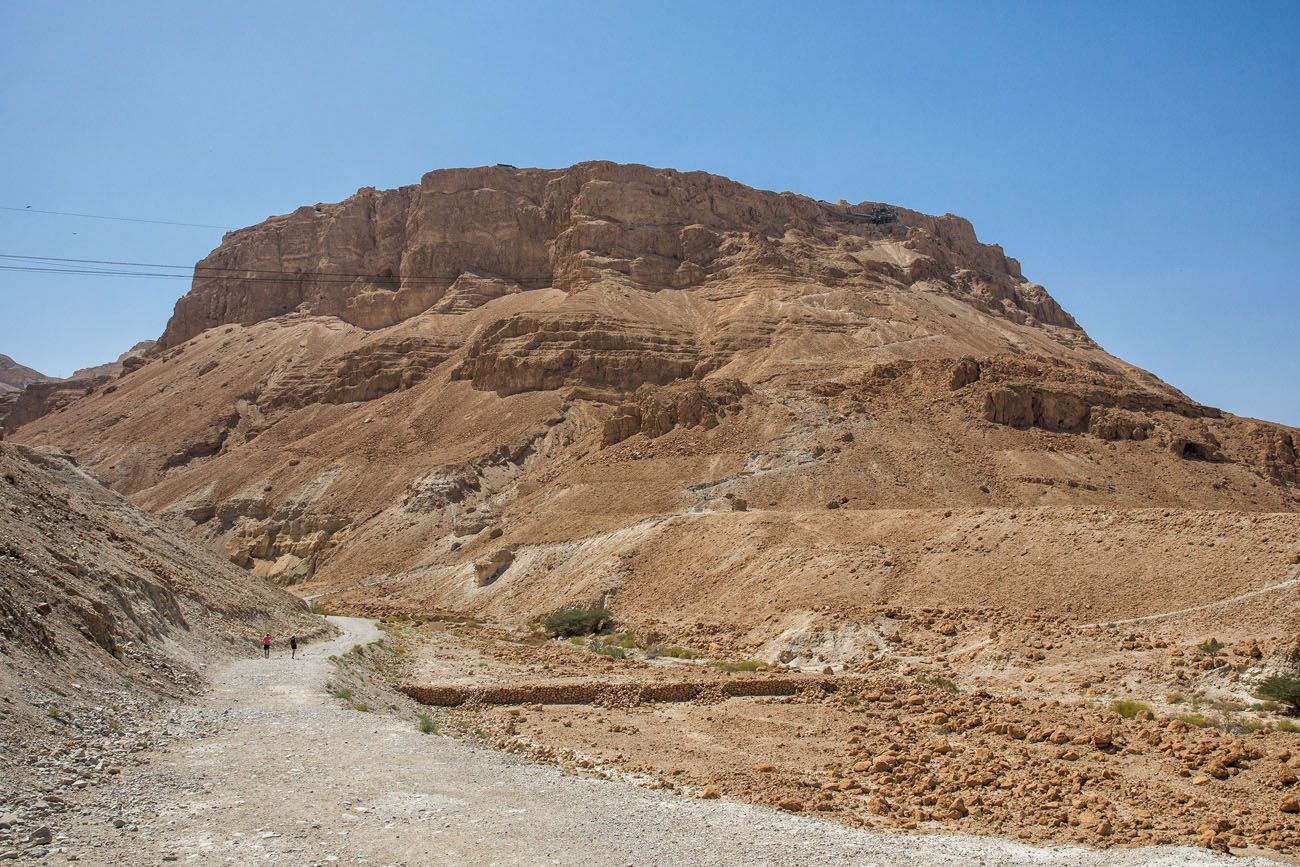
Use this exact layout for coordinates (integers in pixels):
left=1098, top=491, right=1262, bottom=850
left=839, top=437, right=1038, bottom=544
left=159, top=162, right=1074, bottom=348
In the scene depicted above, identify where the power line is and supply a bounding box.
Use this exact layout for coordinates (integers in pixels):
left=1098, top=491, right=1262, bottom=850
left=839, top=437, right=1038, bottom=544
left=0, top=254, right=552, bottom=288
left=0, top=205, right=233, bottom=230
left=1, top=254, right=194, bottom=269
left=0, top=253, right=548, bottom=285
left=0, top=264, right=448, bottom=287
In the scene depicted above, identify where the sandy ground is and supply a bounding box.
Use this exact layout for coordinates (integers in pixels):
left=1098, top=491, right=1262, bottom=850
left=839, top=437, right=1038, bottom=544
left=22, top=616, right=1283, bottom=866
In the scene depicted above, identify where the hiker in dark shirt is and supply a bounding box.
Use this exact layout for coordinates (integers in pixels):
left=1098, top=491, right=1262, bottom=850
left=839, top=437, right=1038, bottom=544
left=290, top=634, right=299, bottom=659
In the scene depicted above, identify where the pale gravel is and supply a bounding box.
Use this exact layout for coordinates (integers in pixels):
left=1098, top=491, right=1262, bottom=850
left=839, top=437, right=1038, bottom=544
left=47, top=616, right=1281, bottom=866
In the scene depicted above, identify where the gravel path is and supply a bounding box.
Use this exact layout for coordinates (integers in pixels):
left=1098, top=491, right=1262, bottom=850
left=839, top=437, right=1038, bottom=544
left=50, top=616, right=1277, bottom=866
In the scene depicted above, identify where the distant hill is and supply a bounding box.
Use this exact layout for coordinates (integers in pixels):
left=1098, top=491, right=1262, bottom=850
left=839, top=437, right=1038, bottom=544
left=0, top=353, right=54, bottom=393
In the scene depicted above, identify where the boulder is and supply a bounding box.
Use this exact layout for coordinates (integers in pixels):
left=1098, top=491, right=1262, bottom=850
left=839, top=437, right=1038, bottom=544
left=474, top=547, right=516, bottom=586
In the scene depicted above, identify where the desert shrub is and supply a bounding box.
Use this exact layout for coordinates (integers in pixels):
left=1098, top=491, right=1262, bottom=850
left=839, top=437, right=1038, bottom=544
left=331, top=688, right=353, bottom=700
left=657, top=645, right=696, bottom=659
left=46, top=704, right=61, bottom=719
left=352, top=703, right=370, bottom=713
left=543, top=606, right=611, bottom=638
left=1275, top=718, right=1299, bottom=733
left=1111, top=699, right=1152, bottom=719
left=1166, top=691, right=1186, bottom=705
left=1222, top=718, right=1266, bottom=734
left=1208, top=697, right=1247, bottom=713
left=712, top=659, right=767, bottom=673
left=1175, top=712, right=1209, bottom=727
left=844, top=693, right=860, bottom=706
left=1257, top=673, right=1300, bottom=714
left=923, top=676, right=959, bottom=694
left=587, top=639, right=626, bottom=660
left=418, top=713, right=438, bottom=735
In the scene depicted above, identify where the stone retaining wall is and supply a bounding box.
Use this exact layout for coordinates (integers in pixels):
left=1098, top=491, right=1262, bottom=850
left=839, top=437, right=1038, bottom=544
left=401, top=675, right=871, bottom=707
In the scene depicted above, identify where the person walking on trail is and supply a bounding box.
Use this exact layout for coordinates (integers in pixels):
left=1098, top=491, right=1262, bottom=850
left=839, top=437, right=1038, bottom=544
left=289, top=634, right=299, bottom=659
left=262, top=633, right=273, bottom=659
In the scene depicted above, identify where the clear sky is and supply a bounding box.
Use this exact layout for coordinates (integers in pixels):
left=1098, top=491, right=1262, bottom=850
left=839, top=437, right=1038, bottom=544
left=2, top=1, right=1297, bottom=424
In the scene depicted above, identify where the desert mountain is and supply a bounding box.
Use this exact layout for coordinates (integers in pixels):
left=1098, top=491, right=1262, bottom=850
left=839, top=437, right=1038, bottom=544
left=0, top=355, right=54, bottom=429
left=1, top=341, right=154, bottom=433
left=0, top=441, right=321, bottom=801
left=0, top=354, right=52, bottom=392
left=13, top=162, right=1300, bottom=633
left=68, top=340, right=157, bottom=381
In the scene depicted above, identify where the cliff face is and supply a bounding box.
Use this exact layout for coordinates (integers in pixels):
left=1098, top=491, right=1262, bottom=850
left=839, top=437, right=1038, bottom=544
left=160, top=162, right=1076, bottom=350
left=15, top=163, right=1300, bottom=629
left=0, top=355, right=55, bottom=431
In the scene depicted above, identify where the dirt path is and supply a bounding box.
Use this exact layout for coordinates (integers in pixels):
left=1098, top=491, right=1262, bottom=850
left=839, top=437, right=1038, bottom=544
left=51, top=616, right=1277, bottom=866
left=1075, top=574, right=1300, bottom=629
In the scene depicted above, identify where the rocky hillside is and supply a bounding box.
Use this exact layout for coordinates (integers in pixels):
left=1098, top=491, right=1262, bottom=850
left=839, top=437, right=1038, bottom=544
left=2, top=342, right=154, bottom=434
left=0, top=355, right=54, bottom=430
left=0, top=442, right=324, bottom=802
left=13, top=162, right=1300, bottom=633
left=68, top=340, right=157, bottom=381
left=0, top=355, right=52, bottom=392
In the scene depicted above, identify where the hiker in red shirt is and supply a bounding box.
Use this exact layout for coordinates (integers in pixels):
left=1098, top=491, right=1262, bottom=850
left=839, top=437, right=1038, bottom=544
left=262, top=633, right=273, bottom=659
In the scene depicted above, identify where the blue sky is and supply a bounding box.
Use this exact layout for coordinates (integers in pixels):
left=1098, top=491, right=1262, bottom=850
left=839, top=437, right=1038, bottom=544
left=2, top=1, right=1297, bottom=424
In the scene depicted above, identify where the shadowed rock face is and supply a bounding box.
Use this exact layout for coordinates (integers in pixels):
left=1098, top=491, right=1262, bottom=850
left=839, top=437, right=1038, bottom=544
left=14, top=162, right=1300, bottom=606
left=159, top=161, right=1075, bottom=349
left=0, top=356, right=56, bottom=431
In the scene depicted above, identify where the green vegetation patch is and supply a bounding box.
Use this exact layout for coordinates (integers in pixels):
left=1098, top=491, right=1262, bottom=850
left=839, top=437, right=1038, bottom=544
left=587, top=639, right=627, bottom=660
left=543, top=606, right=612, bottom=638
left=1257, top=673, right=1300, bottom=715
left=712, top=659, right=768, bottom=673
left=1174, top=712, right=1209, bottom=727
left=922, top=676, right=959, bottom=694
left=1110, top=699, right=1152, bottom=719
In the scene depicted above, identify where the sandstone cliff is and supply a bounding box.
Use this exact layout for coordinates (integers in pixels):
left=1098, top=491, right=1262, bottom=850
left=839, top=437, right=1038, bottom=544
left=160, top=162, right=1077, bottom=352
left=0, top=355, right=54, bottom=430
left=13, top=162, right=1300, bottom=634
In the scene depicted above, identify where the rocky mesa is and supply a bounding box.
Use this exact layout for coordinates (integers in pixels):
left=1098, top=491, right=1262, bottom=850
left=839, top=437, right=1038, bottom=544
left=9, top=162, right=1299, bottom=632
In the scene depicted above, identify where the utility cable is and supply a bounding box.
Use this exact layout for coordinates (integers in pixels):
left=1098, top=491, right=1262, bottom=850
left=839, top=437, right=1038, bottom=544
left=0, top=205, right=233, bottom=230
